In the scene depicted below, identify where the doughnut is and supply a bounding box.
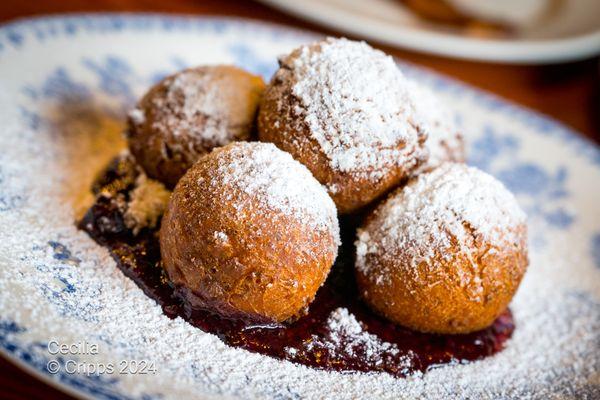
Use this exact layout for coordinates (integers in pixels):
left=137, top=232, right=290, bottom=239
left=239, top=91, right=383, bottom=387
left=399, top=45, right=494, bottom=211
left=355, top=163, right=528, bottom=334
left=160, top=142, right=340, bottom=323
left=409, top=81, right=465, bottom=175
left=127, top=65, right=265, bottom=187
left=258, top=38, right=427, bottom=213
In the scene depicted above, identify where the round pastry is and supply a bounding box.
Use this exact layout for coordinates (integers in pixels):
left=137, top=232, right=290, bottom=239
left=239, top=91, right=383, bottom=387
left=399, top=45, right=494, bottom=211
left=355, top=163, right=528, bottom=334
left=127, top=65, right=266, bottom=188
left=160, top=142, right=340, bottom=323
left=409, top=81, right=465, bottom=175
left=258, top=38, right=427, bottom=214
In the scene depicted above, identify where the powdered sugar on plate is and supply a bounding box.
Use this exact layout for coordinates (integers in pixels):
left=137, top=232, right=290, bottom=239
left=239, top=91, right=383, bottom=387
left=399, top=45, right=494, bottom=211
left=286, top=307, right=414, bottom=372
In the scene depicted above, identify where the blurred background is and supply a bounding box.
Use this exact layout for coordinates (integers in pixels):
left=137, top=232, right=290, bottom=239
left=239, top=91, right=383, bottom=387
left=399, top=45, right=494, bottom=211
left=1, top=0, right=598, bottom=144
left=0, top=0, right=598, bottom=398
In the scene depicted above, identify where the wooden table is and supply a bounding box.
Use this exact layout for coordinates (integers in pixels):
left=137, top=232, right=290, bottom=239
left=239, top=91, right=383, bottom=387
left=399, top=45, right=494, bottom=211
left=1, top=1, right=598, bottom=399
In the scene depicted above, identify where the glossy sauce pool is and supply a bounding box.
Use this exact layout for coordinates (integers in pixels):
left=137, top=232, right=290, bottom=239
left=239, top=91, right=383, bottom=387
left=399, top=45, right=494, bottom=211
left=79, top=155, right=514, bottom=378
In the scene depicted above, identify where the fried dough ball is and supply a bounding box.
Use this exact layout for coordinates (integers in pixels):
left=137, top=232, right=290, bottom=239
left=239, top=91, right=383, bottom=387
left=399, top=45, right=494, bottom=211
left=160, top=142, right=340, bottom=323
left=127, top=65, right=265, bottom=188
left=258, top=38, right=427, bottom=214
left=409, top=81, right=465, bottom=175
left=355, top=163, right=528, bottom=334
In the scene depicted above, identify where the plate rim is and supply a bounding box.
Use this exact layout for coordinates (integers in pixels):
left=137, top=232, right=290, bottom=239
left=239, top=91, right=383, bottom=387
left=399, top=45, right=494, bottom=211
left=256, top=0, right=600, bottom=64
left=0, top=348, right=92, bottom=400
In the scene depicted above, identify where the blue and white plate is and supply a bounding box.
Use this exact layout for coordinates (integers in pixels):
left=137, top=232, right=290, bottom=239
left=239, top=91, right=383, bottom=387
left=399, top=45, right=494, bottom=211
left=0, top=14, right=598, bottom=400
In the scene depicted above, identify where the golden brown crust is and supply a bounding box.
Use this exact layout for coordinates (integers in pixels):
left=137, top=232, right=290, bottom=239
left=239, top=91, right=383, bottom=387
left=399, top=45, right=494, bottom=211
left=127, top=65, right=265, bottom=188
left=258, top=87, right=422, bottom=214
left=159, top=142, right=339, bottom=323
left=355, top=163, right=529, bottom=334
left=356, top=224, right=528, bottom=334
left=257, top=39, right=427, bottom=214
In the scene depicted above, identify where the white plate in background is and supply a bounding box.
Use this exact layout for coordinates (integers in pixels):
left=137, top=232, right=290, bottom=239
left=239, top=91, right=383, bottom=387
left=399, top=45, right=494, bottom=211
left=257, top=0, right=600, bottom=63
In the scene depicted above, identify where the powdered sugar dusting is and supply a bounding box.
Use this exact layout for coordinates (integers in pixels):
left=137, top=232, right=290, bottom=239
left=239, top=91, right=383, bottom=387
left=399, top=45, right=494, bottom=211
left=146, top=66, right=261, bottom=148
left=279, top=38, right=424, bottom=180
left=409, top=81, right=465, bottom=173
left=286, top=307, right=414, bottom=371
left=356, top=163, right=526, bottom=277
left=128, top=107, right=145, bottom=126
left=164, top=71, right=223, bottom=140
left=212, top=142, right=339, bottom=235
